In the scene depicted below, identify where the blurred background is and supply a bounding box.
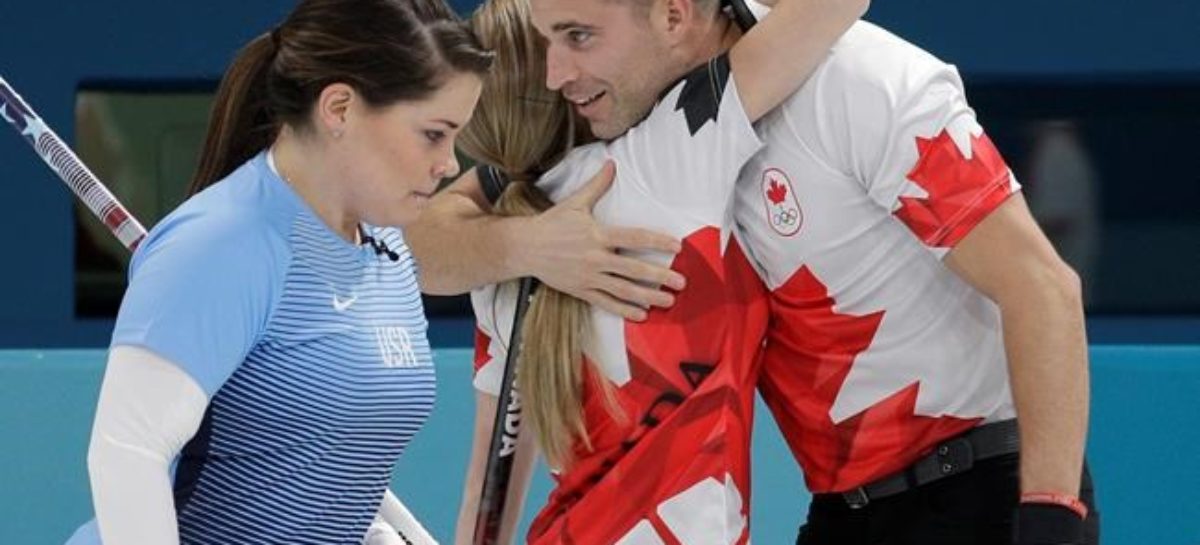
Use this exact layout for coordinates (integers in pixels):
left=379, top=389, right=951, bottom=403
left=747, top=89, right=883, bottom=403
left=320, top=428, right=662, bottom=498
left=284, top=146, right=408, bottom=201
left=0, top=0, right=1197, bottom=544
left=0, top=0, right=1197, bottom=347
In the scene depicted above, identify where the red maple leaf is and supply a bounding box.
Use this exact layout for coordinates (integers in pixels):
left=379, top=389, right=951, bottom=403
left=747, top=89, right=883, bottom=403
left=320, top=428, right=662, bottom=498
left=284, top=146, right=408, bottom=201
left=530, top=230, right=767, bottom=545
left=766, top=178, right=788, bottom=205
left=472, top=326, right=492, bottom=372
left=894, top=129, right=1015, bottom=248
left=758, top=266, right=978, bottom=492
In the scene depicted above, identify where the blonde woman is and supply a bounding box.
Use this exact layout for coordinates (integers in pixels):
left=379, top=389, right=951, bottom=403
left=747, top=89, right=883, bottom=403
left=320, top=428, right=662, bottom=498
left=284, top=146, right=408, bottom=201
left=436, top=0, right=866, bottom=542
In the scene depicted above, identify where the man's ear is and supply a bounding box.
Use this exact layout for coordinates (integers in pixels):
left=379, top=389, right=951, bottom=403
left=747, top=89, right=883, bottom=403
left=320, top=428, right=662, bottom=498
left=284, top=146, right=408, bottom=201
left=650, top=0, right=698, bottom=46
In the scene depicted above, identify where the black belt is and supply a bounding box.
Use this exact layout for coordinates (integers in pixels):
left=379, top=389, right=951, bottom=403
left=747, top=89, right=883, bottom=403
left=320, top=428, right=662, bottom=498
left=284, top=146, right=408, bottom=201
left=831, top=419, right=1020, bottom=509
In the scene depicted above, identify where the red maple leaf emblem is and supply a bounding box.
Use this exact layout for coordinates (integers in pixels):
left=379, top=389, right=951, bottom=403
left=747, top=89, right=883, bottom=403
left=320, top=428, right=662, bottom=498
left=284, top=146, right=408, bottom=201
left=894, top=129, right=1015, bottom=248
left=758, top=266, right=978, bottom=492
left=529, top=230, right=768, bottom=545
left=472, top=326, right=492, bottom=372
left=766, top=178, right=788, bottom=205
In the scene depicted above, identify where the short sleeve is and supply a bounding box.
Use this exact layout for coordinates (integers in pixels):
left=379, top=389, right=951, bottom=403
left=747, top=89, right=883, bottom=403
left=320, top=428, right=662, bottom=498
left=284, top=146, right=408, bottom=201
left=470, top=283, right=516, bottom=396
left=813, top=48, right=1020, bottom=254
left=111, top=210, right=288, bottom=396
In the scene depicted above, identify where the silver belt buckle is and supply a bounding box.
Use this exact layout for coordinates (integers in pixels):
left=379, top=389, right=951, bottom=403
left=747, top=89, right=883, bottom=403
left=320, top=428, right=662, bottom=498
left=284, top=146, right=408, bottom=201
left=842, top=487, right=870, bottom=509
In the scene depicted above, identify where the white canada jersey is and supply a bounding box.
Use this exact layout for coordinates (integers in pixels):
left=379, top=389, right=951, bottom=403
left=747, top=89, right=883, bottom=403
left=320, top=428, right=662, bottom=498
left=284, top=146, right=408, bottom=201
left=735, top=22, right=1020, bottom=493
left=474, top=55, right=771, bottom=544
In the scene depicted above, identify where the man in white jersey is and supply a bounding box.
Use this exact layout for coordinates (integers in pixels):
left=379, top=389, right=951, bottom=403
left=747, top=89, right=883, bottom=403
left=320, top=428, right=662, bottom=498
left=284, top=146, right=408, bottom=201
left=449, top=1, right=864, bottom=541
left=408, top=0, right=1097, bottom=543
left=730, top=17, right=1098, bottom=545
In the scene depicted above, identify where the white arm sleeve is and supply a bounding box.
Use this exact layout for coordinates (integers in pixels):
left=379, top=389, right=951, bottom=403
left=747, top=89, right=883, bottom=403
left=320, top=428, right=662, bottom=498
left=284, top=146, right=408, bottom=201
left=367, top=489, right=439, bottom=545
left=88, top=345, right=209, bottom=545
left=364, top=517, right=406, bottom=545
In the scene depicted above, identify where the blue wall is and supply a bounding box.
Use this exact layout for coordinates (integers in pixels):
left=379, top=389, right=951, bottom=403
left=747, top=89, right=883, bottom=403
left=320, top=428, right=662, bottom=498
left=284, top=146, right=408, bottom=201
left=1, top=1, right=1199, bottom=348
left=2, top=346, right=1198, bottom=544
left=866, top=0, right=1200, bottom=77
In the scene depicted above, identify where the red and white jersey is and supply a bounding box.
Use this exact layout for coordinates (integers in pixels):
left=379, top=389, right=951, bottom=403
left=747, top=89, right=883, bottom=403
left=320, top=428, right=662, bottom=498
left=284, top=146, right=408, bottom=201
left=473, top=56, right=769, bottom=544
left=734, top=22, right=1020, bottom=493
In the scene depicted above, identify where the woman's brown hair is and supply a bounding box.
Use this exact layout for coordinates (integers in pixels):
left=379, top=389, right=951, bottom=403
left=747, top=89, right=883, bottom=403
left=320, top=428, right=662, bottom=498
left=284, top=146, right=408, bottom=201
left=188, top=0, right=494, bottom=195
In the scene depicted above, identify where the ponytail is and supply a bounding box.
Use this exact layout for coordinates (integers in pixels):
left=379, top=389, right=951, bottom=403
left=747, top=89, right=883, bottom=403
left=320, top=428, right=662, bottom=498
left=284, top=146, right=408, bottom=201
left=493, top=182, right=622, bottom=470
left=187, top=0, right=492, bottom=197
left=187, top=33, right=278, bottom=196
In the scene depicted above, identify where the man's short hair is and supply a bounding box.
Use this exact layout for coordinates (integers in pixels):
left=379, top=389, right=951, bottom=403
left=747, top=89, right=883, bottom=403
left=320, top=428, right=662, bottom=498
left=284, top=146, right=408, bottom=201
left=618, top=0, right=722, bottom=21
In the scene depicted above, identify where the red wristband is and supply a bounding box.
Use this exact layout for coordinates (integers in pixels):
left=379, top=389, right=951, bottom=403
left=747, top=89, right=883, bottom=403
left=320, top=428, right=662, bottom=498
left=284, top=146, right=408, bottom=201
left=1020, top=492, right=1089, bottom=519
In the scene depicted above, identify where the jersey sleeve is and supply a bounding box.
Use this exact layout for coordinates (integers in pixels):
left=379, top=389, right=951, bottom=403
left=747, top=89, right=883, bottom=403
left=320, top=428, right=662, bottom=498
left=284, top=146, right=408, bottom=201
left=470, top=283, right=514, bottom=397
left=810, top=42, right=1021, bottom=255
left=609, top=53, right=764, bottom=219
left=111, top=209, right=287, bottom=396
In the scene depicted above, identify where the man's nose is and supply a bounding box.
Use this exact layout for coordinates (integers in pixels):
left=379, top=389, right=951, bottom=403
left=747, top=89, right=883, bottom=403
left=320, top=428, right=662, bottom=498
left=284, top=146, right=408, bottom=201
left=544, top=43, right=577, bottom=91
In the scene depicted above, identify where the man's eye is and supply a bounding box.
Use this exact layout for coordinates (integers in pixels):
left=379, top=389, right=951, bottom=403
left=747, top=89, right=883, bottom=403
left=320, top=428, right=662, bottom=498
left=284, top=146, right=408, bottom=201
left=567, top=29, right=592, bottom=45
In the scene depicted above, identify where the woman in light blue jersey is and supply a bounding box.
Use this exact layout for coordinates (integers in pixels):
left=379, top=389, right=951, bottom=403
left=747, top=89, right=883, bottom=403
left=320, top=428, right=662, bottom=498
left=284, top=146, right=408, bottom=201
left=66, top=1, right=492, bottom=544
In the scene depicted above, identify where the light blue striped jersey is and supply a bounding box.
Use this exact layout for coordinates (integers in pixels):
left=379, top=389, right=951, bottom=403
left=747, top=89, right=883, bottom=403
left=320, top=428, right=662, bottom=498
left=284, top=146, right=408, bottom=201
left=68, top=151, right=434, bottom=544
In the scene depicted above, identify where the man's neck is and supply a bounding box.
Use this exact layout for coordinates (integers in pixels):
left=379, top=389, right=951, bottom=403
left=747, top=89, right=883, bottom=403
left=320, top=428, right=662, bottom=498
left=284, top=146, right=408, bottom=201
left=682, top=13, right=743, bottom=75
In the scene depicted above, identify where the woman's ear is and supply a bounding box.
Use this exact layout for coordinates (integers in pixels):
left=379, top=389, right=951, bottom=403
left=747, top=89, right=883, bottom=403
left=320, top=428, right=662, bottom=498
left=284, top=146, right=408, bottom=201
left=316, top=82, right=356, bottom=139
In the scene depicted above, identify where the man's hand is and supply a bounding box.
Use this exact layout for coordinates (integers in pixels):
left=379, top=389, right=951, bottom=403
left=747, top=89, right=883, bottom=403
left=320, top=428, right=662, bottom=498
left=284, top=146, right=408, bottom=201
left=1013, top=502, right=1086, bottom=545
left=518, top=161, right=686, bottom=321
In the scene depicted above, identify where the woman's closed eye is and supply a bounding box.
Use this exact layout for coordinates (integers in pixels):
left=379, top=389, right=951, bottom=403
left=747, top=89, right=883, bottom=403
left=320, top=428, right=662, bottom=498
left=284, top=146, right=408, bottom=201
left=424, top=130, right=446, bottom=144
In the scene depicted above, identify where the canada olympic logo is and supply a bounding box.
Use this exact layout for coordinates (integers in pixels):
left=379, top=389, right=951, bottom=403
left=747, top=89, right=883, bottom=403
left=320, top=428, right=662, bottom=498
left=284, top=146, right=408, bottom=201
left=761, top=168, right=802, bottom=237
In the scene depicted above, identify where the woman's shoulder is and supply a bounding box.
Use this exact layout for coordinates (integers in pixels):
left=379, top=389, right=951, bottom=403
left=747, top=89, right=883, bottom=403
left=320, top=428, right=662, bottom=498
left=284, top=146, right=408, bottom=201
left=179, top=154, right=299, bottom=231
left=535, top=143, right=608, bottom=202
left=174, top=155, right=295, bottom=233
left=133, top=160, right=293, bottom=276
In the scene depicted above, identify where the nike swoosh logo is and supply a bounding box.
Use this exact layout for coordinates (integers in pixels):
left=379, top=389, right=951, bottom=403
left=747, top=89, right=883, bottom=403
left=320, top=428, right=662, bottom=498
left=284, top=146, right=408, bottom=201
left=332, top=294, right=358, bottom=312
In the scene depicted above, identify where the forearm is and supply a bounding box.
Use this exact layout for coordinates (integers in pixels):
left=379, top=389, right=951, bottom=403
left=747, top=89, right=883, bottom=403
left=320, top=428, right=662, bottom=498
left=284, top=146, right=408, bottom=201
left=408, top=192, right=532, bottom=296
left=414, top=163, right=680, bottom=319
left=454, top=394, right=493, bottom=545
left=945, top=196, right=1090, bottom=498
left=89, top=437, right=182, bottom=545
left=453, top=450, right=534, bottom=545
left=454, top=453, right=484, bottom=545
left=89, top=346, right=208, bottom=545
left=999, top=266, right=1089, bottom=496
left=499, top=425, right=539, bottom=542
left=454, top=393, right=535, bottom=545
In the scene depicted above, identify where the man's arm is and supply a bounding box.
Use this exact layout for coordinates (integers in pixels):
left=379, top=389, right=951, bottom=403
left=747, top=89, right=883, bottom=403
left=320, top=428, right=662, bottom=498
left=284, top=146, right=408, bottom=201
left=408, top=168, right=530, bottom=295
left=729, top=0, right=867, bottom=122
left=408, top=163, right=686, bottom=321
left=808, top=39, right=1088, bottom=496
left=945, top=194, right=1089, bottom=498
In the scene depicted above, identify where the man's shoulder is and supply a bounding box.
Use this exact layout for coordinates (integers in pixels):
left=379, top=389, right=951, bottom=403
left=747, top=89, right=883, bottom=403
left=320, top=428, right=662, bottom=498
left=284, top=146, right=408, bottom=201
left=782, top=21, right=953, bottom=110
left=751, top=22, right=965, bottom=172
